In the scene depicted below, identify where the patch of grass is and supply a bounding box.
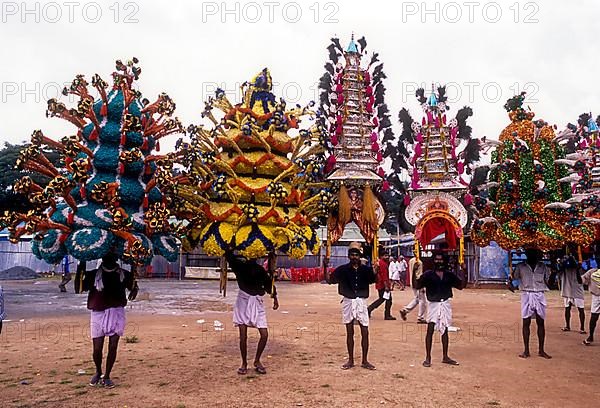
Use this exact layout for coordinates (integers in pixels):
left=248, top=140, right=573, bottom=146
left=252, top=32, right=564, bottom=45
left=320, top=384, right=330, bottom=388
left=300, top=362, right=310, bottom=366
left=392, top=373, right=406, bottom=379
left=46, top=381, right=56, bottom=384
left=175, top=405, right=186, bottom=408
left=107, top=392, right=118, bottom=396
left=487, top=401, right=500, bottom=406
left=59, top=379, right=73, bottom=385
left=59, top=356, right=74, bottom=360
left=147, top=364, right=156, bottom=368
left=6, top=383, right=18, bottom=388
left=75, top=390, right=87, bottom=396
left=124, top=335, right=139, bottom=344
left=48, top=370, right=57, bottom=377
left=158, top=382, right=169, bottom=387
left=72, top=384, right=86, bottom=389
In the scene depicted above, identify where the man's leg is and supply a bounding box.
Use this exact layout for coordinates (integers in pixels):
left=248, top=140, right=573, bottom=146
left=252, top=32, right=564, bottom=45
left=520, top=317, right=531, bottom=358
left=400, top=289, right=418, bottom=320
left=384, top=292, right=395, bottom=320
left=417, top=290, right=427, bottom=322
left=536, top=315, right=551, bottom=359
left=238, top=325, right=248, bottom=371
left=58, top=273, right=71, bottom=292
left=586, top=313, right=599, bottom=343
left=104, top=334, right=120, bottom=380
left=578, top=307, right=586, bottom=333
left=359, top=325, right=375, bottom=369
left=423, top=322, right=435, bottom=367
left=367, top=290, right=385, bottom=316
left=343, top=323, right=354, bottom=369
left=90, top=336, right=104, bottom=385
left=403, top=289, right=419, bottom=312
left=441, top=328, right=459, bottom=365
left=563, top=304, right=571, bottom=330
left=92, top=336, right=104, bottom=375
left=254, top=328, right=268, bottom=373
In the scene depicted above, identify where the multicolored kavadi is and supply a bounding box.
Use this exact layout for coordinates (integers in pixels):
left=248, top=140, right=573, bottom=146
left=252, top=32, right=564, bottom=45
left=0, top=58, right=184, bottom=266
left=160, top=68, right=329, bottom=260
left=470, top=93, right=594, bottom=252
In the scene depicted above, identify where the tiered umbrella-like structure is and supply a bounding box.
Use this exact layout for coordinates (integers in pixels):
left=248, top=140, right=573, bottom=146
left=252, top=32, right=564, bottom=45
left=397, top=86, right=480, bottom=263
left=318, top=35, right=391, bottom=259
left=160, top=68, right=329, bottom=261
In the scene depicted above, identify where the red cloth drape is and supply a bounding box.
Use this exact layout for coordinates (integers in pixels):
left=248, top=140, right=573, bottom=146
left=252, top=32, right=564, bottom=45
left=420, top=217, right=457, bottom=249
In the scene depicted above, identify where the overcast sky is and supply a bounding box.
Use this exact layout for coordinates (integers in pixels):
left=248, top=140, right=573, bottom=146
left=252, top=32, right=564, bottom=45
left=1, top=0, right=598, bottom=160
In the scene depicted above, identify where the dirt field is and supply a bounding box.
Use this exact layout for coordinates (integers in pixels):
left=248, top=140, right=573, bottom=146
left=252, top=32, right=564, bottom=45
left=0, top=279, right=598, bottom=408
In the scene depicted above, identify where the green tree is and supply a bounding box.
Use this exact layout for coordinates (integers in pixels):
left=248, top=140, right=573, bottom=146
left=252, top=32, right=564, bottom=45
left=0, top=142, right=60, bottom=212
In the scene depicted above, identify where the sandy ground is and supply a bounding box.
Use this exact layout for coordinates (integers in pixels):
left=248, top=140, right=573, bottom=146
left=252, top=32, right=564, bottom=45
left=0, top=279, right=599, bottom=408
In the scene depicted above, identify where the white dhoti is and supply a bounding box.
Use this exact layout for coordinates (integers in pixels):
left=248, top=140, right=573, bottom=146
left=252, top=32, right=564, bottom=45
left=341, top=297, right=369, bottom=327
left=427, top=299, right=452, bottom=334
left=591, top=295, right=600, bottom=314
left=521, top=291, right=547, bottom=319
left=563, top=297, right=584, bottom=309
left=233, top=290, right=268, bottom=329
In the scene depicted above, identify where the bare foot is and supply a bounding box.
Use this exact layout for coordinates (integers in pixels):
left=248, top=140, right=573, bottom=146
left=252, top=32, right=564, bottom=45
left=538, top=351, right=552, bottom=359
left=341, top=361, right=354, bottom=370
left=518, top=351, right=530, bottom=358
left=442, top=357, right=459, bottom=365
left=253, top=362, right=267, bottom=374
left=361, top=361, right=376, bottom=370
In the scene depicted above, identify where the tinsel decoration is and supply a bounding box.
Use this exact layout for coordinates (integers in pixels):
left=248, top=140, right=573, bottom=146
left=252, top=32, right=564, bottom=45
left=470, top=93, right=594, bottom=250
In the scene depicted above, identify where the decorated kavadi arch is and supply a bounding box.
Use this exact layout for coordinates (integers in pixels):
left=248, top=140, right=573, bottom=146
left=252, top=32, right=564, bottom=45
left=399, top=86, right=478, bottom=263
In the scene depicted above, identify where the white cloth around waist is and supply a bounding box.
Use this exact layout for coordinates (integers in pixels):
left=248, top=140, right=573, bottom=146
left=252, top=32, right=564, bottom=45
left=563, top=297, right=584, bottom=309
left=341, top=297, right=369, bottom=327
left=521, top=291, right=547, bottom=319
left=233, top=289, right=268, bottom=329
left=426, top=299, right=452, bottom=334
left=591, top=295, right=600, bottom=314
